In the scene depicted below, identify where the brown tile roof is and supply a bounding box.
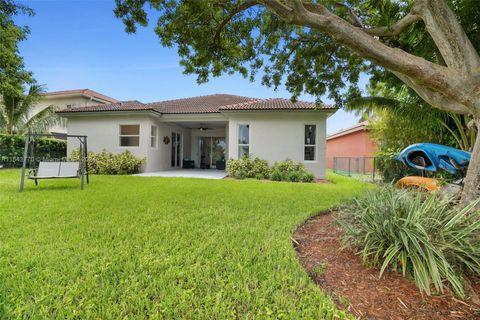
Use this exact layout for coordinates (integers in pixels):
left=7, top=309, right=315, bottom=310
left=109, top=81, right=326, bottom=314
left=149, top=94, right=258, bottom=114
left=44, top=89, right=118, bottom=103
left=220, top=98, right=335, bottom=111
left=56, top=94, right=336, bottom=115
left=56, top=100, right=154, bottom=114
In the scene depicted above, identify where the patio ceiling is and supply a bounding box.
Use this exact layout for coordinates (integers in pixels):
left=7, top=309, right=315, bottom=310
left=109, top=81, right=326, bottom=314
left=167, top=121, right=227, bottom=129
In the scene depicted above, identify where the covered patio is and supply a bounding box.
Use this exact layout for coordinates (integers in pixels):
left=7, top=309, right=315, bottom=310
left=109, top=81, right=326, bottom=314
left=134, top=169, right=227, bottom=179
left=160, top=119, right=228, bottom=170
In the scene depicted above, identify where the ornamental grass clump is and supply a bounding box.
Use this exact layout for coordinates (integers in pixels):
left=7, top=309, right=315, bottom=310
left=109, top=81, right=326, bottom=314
left=337, top=186, right=480, bottom=298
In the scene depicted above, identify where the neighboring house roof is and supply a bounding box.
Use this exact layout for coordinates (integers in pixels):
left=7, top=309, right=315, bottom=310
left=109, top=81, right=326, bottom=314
left=56, top=94, right=336, bottom=115
left=43, top=89, right=118, bottom=104
left=326, top=121, right=369, bottom=140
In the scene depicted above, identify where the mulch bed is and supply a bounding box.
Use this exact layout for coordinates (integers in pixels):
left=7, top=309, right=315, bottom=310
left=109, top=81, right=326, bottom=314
left=293, top=212, right=480, bottom=319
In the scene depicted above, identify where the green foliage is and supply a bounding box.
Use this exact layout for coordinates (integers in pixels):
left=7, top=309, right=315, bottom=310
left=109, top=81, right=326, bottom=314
left=269, top=169, right=283, bottom=182
left=0, top=3, right=61, bottom=135
left=338, top=186, right=480, bottom=298
left=0, top=134, right=66, bottom=167
left=374, top=148, right=417, bottom=182
left=227, top=158, right=316, bottom=183
left=0, top=84, right=63, bottom=134
left=270, top=160, right=314, bottom=183
left=312, top=262, right=328, bottom=276
left=301, top=172, right=316, bottom=183
left=226, top=157, right=270, bottom=179
left=70, top=149, right=144, bottom=175
left=0, top=169, right=366, bottom=319
left=287, top=171, right=301, bottom=182
left=0, top=0, right=35, bottom=98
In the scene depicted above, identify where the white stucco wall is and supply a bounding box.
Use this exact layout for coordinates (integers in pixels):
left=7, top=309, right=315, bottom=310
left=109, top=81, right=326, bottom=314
left=66, top=114, right=192, bottom=172
left=152, top=122, right=191, bottom=171
left=65, top=111, right=329, bottom=176
left=226, top=111, right=328, bottom=178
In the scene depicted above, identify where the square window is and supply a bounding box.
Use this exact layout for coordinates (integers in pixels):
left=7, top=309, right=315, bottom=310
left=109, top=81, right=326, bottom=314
left=119, top=124, right=140, bottom=147
left=304, top=146, right=315, bottom=161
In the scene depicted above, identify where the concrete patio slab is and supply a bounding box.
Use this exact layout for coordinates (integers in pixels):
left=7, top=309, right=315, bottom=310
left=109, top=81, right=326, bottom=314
left=134, top=169, right=227, bottom=180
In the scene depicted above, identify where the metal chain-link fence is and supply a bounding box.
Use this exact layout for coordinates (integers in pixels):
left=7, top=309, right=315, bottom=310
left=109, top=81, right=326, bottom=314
left=332, top=156, right=424, bottom=183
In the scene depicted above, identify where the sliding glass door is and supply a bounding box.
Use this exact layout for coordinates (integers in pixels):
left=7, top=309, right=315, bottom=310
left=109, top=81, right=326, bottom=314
left=171, top=132, right=182, bottom=167
left=199, top=137, right=226, bottom=167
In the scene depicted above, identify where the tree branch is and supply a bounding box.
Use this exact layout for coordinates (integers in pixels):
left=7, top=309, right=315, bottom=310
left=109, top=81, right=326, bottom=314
left=213, top=0, right=258, bottom=45
left=414, top=0, right=480, bottom=76
left=363, top=13, right=421, bottom=37
left=264, top=1, right=463, bottom=100
left=393, top=71, right=472, bottom=114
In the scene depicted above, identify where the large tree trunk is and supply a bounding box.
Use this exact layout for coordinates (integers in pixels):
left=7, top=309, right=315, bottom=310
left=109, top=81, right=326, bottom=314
left=460, top=120, right=480, bottom=208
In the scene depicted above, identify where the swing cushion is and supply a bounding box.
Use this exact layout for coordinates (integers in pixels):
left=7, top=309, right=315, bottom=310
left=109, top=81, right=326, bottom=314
left=30, top=162, right=80, bottom=179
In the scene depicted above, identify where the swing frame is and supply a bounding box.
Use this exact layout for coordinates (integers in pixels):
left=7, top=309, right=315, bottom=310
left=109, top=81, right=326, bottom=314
left=19, top=133, right=89, bottom=192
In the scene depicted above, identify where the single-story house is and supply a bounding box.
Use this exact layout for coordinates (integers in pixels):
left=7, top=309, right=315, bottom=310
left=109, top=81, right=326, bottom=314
left=57, top=94, right=336, bottom=178
left=33, top=89, right=118, bottom=134
left=326, top=121, right=378, bottom=172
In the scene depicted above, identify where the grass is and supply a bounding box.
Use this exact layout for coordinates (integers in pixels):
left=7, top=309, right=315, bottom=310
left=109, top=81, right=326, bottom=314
left=0, top=169, right=367, bottom=319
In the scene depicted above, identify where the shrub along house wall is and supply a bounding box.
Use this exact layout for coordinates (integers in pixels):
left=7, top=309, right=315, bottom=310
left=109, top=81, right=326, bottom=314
left=0, top=134, right=66, bottom=168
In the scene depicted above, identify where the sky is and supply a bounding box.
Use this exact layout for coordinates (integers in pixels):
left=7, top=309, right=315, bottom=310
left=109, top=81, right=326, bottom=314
left=15, top=0, right=363, bottom=134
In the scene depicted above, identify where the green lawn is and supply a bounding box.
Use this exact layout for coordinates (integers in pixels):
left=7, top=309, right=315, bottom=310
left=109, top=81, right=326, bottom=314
left=0, top=169, right=367, bottom=319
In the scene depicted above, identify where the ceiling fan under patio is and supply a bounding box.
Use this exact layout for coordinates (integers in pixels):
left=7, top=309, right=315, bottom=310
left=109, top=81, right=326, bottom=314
left=196, top=124, right=213, bottom=131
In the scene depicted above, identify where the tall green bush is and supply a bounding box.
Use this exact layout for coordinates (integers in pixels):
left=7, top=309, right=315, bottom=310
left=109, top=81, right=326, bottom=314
left=70, top=149, right=144, bottom=175
left=337, top=186, right=480, bottom=298
left=0, top=134, right=66, bottom=167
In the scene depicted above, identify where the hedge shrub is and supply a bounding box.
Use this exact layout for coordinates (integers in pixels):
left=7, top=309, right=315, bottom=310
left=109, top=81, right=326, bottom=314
left=0, top=134, right=66, bottom=168
left=227, top=158, right=316, bottom=183
left=270, top=160, right=316, bottom=183
left=227, top=157, right=270, bottom=179
left=70, top=149, right=144, bottom=175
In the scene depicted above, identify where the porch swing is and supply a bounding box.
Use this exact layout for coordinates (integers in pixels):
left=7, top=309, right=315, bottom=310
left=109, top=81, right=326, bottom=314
left=19, top=133, right=89, bottom=192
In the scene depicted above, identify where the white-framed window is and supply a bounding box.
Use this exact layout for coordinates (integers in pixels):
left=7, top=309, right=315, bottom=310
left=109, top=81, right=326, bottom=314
left=119, top=124, right=140, bottom=147
left=238, top=124, right=250, bottom=158
left=304, top=124, right=317, bottom=161
left=150, top=125, right=157, bottom=148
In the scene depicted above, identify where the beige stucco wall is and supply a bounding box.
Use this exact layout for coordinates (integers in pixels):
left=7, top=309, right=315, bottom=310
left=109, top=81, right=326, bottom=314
left=66, top=114, right=191, bottom=172
left=152, top=122, right=191, bottom=171
left=226, top=111, right=328, bottom=178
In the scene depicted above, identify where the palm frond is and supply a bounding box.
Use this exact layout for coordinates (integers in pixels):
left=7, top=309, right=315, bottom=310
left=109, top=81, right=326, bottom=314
left=19, top=104, right=64, bottom=134
left=13, top=84, right=45, bottom=120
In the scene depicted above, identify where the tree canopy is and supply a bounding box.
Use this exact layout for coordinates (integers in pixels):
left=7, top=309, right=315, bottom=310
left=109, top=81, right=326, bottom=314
left=115, top=1, right=480, bottom=108
left=0, top=1, right=61, bottom=134
left=0, top=0, right=35, bottom=98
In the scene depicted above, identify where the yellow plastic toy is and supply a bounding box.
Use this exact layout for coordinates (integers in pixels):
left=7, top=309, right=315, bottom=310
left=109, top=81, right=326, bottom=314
left=395, top=176, right=441, bottom=192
